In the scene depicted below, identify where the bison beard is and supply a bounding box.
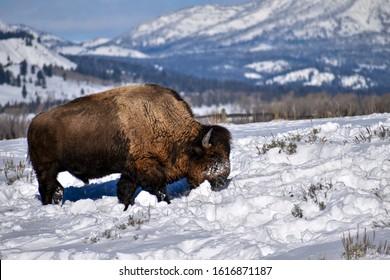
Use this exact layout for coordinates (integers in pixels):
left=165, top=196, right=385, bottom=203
left=27, top=84, right=231, bottom=211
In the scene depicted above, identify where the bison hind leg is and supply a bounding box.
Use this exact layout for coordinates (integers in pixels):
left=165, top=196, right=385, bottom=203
left=117, top=175, right=138, bottom=211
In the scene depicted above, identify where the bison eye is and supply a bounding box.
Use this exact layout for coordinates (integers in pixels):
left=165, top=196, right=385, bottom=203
left=191, top=146, right=205, bottom=158
left=213, top=152, right=221, bottom=159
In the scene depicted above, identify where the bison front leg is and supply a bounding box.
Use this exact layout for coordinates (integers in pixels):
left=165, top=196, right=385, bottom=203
left=52, top=180, right=64, bottom=204
left=149, top=189, right=171, bottom=204
left=36, top=163, right=63, bottom=205
left=137, top=160, right=170, bottom=204
left=117, top=175, right=137, bottom=211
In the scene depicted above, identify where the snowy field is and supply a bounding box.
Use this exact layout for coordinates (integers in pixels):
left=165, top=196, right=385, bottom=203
left=1, top=114, right=390, bottom=260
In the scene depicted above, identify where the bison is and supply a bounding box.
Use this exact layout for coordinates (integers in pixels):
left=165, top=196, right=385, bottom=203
left=27, top=84, right=231, bottom=210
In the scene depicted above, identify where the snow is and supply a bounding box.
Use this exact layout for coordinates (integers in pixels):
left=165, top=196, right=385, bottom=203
left=192, top=103, right=242, bottom=116
left=249, top=43, right=273, bottom=52
left=357, top=63, right=387, bottom=71
left=58, top=43, right=150, bottom=58
left=1, top=113, right=390, bottom=260
left=123, top=0, right=389, bottom=51
left=81, top=45, right=150, bottom=58
left=55, top=45, right=86, bottom=55
left=244, top=72, right=262, bottom=79
left=0, top=74, right=110, bottom=106
left=245, top=60, right=290, bottom=74
left=130, top=4, right=245, bottom=45
left=341, top=74, right=370, bottom=90
left=0, top=34, right=111, bottom=106
left=321, top=57, right=341, bottom=67
left=0, top=38, right=76, bottom=70
left=338, top=0, right=384, bottom=35
left=267, top=68, right=335, bottom=86
left=81, top=38, right=111, bottom=48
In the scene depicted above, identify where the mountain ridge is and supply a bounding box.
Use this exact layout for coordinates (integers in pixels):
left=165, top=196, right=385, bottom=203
left=115, top=0, right=389, bottom=54
left=105, top=0, right=389, bottom=92
left=1, top=0, right=389, bottom=94
left=0, top=20, right=76, bottom=69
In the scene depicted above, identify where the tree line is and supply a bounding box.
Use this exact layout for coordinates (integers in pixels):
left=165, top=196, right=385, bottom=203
left=220, top=92, right=390, bottom=122
left=0, top=30, right=34, bottom=40
left=0, top=60, right=54, bottom=99
left=0, top=30, right=34, bottom=46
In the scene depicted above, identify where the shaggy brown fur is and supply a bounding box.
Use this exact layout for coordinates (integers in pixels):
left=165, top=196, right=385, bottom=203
left=27, top=84, right=231, bottom=210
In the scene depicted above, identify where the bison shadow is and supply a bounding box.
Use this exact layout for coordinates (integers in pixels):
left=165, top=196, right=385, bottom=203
left=62, top=178, right=191, bottom=203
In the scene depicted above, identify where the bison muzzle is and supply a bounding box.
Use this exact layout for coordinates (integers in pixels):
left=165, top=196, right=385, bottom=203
left=27, top=84, right=231, bottom=210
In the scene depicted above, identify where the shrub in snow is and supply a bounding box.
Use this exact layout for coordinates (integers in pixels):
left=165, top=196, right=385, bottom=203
left=0, top=158, right=32, bottom=185
left=342, top=228, right=390, bottom=260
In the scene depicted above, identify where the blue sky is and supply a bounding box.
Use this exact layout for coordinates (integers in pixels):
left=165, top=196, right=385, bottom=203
left=0, top=0, right=250, bottom=41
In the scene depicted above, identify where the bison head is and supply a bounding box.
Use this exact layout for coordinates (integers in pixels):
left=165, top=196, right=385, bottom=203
left=187, top=125, right=231, bottom=191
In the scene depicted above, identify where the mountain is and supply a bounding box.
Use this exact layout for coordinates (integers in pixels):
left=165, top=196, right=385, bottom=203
left=51, top=38, right=150, bottom=58
left=112, top=0, right=390, bottom=93
left=1, top=0, right=389, bottom=99
left=0, top=20, right=111, bottom=107
left=118, top=0, right=389, bottom=53
left=0, top=20, right=147, bottom=63
left=0, top=20, right=76, bottom=69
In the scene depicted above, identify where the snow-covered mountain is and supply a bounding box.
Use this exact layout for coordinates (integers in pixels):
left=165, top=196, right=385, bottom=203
left=112, top=0, right=390, bottom=92
left=0, top=20, right=76, bottom=69
left=0, top=20, right=148, bottom=62
left=117, top=0, right=389, bottom=53
left=53, top=38, right=149, bottom=58
left=0, top=20, right=110, bottom=106
left=1, top=0, right=389, bottom=95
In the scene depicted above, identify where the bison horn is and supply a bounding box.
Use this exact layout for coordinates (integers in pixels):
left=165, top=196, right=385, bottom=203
left=202, top=128, right=213, bottom=149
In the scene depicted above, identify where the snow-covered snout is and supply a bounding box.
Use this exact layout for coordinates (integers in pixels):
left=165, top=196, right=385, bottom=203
left=187, top=126, right=231, bottom=192
left=203, top=158, right=231, bottom=191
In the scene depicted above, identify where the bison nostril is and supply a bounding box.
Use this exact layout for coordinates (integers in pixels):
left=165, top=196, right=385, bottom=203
left=210, top=178, right=229, bottom=191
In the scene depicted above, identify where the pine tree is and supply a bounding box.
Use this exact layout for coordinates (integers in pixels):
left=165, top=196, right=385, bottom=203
left=112, top=68, right=121, bottom=82
left=4, top=70, right=12, bottom=84
left=0, top=64, right=5, bottom=84
left=16, top=74, right=21, bottom=87
left=36, top=70, right=45, bottom=87
left=43, top=64, right=53, bottom=77
left=20, top=60, right=28, bottom=76
left=22, top=84, right=27, bottom=98
left=25, top=37, right=33, bottom=46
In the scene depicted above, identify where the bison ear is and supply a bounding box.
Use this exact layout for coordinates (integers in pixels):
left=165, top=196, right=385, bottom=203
left=202, top=128, right=213, bottom=149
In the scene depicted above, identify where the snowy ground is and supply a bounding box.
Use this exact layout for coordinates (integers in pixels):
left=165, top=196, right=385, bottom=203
left=1, top=114, right=390, bottom=260
left=0, top=74, right=110, bottom=106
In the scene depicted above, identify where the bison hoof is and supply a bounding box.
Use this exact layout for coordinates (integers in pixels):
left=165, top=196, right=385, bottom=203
left=52, top=188, right=64, bottom=205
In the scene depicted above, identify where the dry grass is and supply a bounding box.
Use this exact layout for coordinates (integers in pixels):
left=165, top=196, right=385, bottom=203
left=0, top=158, right=33, bottom=185
left=342, top=227, right=390, bottom=259
left=0, top=113, right=30, bottom=140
